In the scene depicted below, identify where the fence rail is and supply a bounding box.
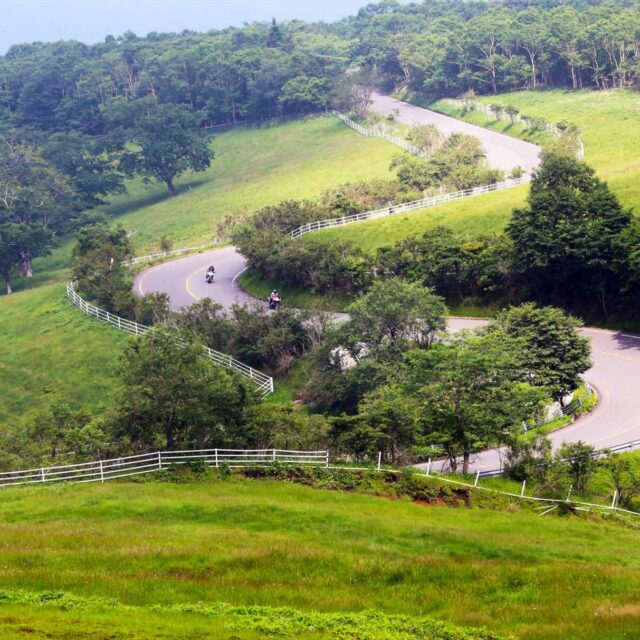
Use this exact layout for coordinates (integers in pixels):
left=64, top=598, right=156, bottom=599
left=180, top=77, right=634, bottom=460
left=122, top=241, right=218, bottom=267
left=0, top=449, right=329, bottom=488
left=66, top=282, right=274, bottom=395
left=289, top=177, right=528, bottom=239
left=444, top=98, right=585, bottom=161
left=332, top=110, right=430, bottom=159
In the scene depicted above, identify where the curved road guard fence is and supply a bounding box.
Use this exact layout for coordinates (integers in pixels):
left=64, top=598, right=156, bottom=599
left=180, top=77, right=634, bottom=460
left=289, top=177, right=528, bottom=239
left=122, top=240, right=218, bottom=267
left=332, top=110, right=430, bottom=159
left=444, top=98, right=585, bottom=161
left=66, top=282, right=274, bottom=395
left=0, top=449, right=329, bottom=488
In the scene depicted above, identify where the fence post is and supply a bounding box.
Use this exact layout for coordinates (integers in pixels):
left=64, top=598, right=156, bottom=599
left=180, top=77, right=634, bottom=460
left=521, top=480, right=526, bottom=497
left=157, top=451, right=162, bottom=470
left=426, top=458, right=431, bottom=476
left=567, top=485, right=573, bottom=501
left=474, top=470, right=480, bottom=487
left=377, top=451, right=382, bottom=473
left=272, top=448, right=276, bottom=462
left=99, top=459, right=104, bottom=483
left=325, top=451, right=329, bottom=468
left=611, top=490, right=618, bottom=509
left=214, top=448, right=219, bottom=468
left=41, top=467, right=45, bottom=483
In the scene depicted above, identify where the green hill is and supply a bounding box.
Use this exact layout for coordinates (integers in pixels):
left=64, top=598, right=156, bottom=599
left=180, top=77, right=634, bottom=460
left=0, top=476, right=638, bottom=639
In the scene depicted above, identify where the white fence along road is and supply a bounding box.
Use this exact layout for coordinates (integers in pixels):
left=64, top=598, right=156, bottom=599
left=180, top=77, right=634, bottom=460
left=67, top=281, right=274, bottom=395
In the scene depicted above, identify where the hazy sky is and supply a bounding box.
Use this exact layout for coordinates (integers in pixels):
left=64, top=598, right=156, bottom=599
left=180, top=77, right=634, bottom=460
left=0, top=0, right=374, bottom=53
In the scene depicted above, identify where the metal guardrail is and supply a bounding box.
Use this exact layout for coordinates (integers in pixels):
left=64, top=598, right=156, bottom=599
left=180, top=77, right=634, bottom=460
left=0, top=448, right=329, bottom=488
left=332, top=110, right=430, bottom=159
left=66, top=282, right=274, bottom=395
left=122, top=241, right=218, bottom=267
left=445, top=99, right=585, bottom=161
left=289, top=177, right=528, bottom=239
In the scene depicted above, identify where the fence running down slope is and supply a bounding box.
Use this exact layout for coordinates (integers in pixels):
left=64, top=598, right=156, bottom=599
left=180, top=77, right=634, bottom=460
left=0, top=449, right=328, bottom=488
left=288, top=107, right=584, bottom=239
left=66, top=282, right=274, bottom=395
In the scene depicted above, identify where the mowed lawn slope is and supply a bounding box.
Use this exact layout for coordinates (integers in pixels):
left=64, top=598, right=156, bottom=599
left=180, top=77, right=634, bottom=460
left=0, top=478, right=639, bottom=640
left=105, top=115, right=399, bottom=251
left=0, top=117, right=398, bottom=421
left=0, top=284, right=125, bottom=423
left=312, top=89, right=639, bottom=252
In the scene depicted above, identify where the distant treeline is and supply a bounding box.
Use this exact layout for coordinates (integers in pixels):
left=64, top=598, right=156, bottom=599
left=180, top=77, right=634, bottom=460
left=2, top=0, right=640, bottom=135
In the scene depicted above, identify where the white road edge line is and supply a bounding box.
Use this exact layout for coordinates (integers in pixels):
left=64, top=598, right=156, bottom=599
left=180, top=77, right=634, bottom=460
left=231, top=267, right=249, bottom=289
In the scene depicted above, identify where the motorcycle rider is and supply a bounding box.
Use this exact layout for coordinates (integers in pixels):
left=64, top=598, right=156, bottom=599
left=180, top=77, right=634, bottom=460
left=268, top=289, right=281, bottom=309
left=205, top=265, right=215, bottom=283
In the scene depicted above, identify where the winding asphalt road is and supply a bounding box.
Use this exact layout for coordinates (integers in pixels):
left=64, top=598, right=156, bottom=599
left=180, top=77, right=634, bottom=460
left=370, top=93, right=541, bottom=174
left=134, top=99, right=640, bottom=470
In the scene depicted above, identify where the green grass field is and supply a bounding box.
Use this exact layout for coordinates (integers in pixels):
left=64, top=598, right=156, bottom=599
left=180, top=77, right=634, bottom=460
left=0, top=476, right=639, bottom=639
left=312, top=89, right=640, bottom=253
left=0, top=284, right=125, bottom=423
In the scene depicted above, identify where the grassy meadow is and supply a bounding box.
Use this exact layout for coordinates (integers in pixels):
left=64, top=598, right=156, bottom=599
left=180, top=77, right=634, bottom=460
left=0, top=476, right=639, bottom=640
left=0, top=284, right=125, bottom=423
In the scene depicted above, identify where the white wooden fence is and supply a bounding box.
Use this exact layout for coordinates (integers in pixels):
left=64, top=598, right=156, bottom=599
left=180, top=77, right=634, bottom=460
left=0, top=449, right=329, bottom=488
left=289, top=177, right=528, bottom=239
left=122, top=241, right=218, bottom=267
left=66, top=282, right=274, bottom=395
left=332, top=111, right=430, bottom=159
left=445, top=98, right=585, bottom=161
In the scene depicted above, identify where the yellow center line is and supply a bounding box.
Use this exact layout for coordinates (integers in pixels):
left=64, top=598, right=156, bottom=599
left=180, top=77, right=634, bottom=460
left=592, top=348, right=640, bottom=365
left=185, top=265, right=209, bottom=302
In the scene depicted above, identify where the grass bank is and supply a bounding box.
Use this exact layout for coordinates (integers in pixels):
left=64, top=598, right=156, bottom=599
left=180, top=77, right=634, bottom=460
left=0, top=476, right=638, bottom=640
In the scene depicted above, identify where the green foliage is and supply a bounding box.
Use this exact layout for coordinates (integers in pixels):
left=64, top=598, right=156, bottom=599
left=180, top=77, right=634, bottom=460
left=112, top=327, right=253, bottom=451
left=555, top=441, right=599, bottom=494
left=488, top=303, right=592, bottom=399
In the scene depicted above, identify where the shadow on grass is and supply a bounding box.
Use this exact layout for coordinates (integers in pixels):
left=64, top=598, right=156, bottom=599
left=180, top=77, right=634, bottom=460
left=106, top=177, right=210, bottom=218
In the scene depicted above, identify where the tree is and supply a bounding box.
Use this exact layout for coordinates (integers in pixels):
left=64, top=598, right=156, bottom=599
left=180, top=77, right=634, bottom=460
left=345, top=277, right=446, bottom=360
left=0, top=136, right=74, bottom=289
left=405, top=332, right=549, bottom=473
left=356, top=384, right=420, bottom=464
left=71, top=223, right=134, bottom=314
left=488, top=303, right=591, bottom=400
left=114, top=327, right=251, bottom=451
left=554, top=441, right=598, bottom=494
left=507, top=155, right=632, bottom=315
left=105, top=98, right=214, bottom=195
left=603, top=454, right=640, bottom=509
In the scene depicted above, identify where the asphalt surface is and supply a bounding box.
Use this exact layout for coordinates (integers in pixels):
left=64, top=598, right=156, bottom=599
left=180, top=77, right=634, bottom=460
left=134, top=98, right=640, bottom=471
left=369, top=92, right=541, bottom=174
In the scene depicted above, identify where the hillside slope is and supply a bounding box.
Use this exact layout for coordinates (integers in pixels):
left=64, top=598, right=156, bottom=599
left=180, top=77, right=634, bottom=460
left=312, top=89, right=639, bottom=251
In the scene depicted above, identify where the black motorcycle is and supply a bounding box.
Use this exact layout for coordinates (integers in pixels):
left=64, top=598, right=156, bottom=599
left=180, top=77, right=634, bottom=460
left=205, top=271, right=214, bottom=284
left=268, top=294, right=282, bottom=310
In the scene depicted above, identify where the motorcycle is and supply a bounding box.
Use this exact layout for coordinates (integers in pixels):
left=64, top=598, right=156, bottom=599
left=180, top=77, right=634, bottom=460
left=268, top=294, right=282, bottom=310
left=205, top=271, right=215, bottom=284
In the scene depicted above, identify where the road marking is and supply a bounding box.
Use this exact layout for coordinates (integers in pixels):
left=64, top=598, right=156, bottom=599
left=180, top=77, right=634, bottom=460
left=592, top=348, right=640, bottom=364
left=231, top=267, right=248, bottom=289
left=185, top=265, right=209, bottom=302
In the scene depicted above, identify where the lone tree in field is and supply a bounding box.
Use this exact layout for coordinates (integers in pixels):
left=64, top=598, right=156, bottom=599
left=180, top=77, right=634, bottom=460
left=105, top=97, right=214, bottom=195
left=0, top=136, right=74, bottom=292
